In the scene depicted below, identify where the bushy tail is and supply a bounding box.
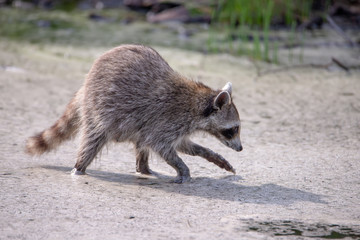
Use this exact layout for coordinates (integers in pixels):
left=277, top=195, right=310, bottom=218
left=26, top=90, right=82, bottom=155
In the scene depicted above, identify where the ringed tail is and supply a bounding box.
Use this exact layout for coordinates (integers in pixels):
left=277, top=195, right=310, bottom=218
left=25, top=90, right=82, bottom=155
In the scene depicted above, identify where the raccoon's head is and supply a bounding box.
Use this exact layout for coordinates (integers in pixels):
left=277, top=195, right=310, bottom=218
left=204, top=82, right=243, bottom=152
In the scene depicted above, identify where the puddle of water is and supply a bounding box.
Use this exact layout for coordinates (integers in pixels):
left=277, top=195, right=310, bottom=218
left=246, top=220, right=360, bottom=239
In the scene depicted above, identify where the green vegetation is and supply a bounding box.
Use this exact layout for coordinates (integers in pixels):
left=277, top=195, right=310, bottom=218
left=0, top=8, right=211, bottom=51
left=0, top=8, right=138, bottom=46
left=209, top=0, right=314, bottom=62
left=0, top=1, right=316, bottom=63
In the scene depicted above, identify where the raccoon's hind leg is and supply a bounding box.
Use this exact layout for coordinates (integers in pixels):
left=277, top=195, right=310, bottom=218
left=178, top=140, right=236, bottom=174
left=73, top=127, right=107, bottom=174
left=135, top=147, right=151, bottom=175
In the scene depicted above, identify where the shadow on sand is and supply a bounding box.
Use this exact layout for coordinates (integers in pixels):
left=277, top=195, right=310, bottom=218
left=43, top=165, right=327, bottom=206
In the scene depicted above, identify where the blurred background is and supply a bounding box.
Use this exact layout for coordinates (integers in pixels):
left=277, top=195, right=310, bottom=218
left=1, top=2, right=360, bottom=239
left=0, top=0, right=359, bottom=65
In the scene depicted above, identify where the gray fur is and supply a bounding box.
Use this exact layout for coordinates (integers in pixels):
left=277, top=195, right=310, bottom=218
left=26, top=44, right=242, bottom=183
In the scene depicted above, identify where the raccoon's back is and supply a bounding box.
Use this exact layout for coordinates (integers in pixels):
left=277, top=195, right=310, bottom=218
left=84, top=45, right=209, bottom=141
left=84, top=46, right=183, bottom=120
left=87, top=46, right=176, bottom=107
left=87, top=45, right=174, bottom=92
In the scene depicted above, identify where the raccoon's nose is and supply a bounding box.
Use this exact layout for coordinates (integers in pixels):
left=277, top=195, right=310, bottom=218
left=236, top=144, right=243, bottom=152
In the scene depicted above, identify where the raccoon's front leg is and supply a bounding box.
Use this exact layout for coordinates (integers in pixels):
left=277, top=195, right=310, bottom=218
left=158, top=148, right=190, bottom=183
left=178, top=140, right=236, bottom=174
left=135, top=147, right=151, bottom=175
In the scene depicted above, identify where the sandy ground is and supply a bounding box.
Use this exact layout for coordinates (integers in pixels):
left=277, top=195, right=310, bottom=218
left=1, top=40, right=360, bottom=239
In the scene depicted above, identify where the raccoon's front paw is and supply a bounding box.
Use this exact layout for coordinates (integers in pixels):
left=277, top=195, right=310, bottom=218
left=228, top=167, right=236, bottom=175
left=172, top=175, right=191, bottom=184
left=223, top=161, right=236, bottom=174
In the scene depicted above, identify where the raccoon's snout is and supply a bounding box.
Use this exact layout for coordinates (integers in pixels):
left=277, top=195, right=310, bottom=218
left=223, top=138, right=243, bottom=152
left=235, top=144, right=243, bottom=152
left=217, top=124, right=242, bottom=152
left=229, top=142, right=243, bottom=152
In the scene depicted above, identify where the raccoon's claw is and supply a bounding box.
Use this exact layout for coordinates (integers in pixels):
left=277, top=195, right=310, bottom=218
left=172, top=175, right=191, bottom=184
left=224, top=161, right=236, bottom=174
left=223, top=162, right=236, bottom=174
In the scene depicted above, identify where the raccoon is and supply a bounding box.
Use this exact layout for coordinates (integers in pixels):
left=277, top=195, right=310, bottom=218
left=26, top=44, right=242, bottom=183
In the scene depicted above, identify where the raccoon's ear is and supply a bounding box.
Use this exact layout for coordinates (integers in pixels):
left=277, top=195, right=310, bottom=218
left=214, top=91, right=231, bottom=110
left=222, top=82, right=232, bottom=96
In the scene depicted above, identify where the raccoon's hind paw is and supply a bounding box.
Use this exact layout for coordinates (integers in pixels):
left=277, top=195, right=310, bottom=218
left=71, top=168, right=86, bottom=176
left=136, top=166, right=153, bottom=175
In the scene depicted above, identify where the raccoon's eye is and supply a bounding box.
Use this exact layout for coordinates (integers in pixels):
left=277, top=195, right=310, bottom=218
left=221, top=126, right=239, bottom=139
